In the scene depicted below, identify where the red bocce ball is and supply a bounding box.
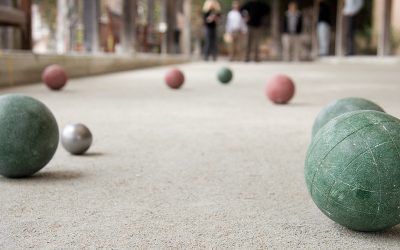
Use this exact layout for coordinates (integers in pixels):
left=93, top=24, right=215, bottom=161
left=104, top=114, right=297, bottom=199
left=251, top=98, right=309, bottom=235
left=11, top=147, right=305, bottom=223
left=165, top=69, right=185, bottom=89
left=42, top=64, right=68, bottom=91
left=266, top=75, right=295, bottom=104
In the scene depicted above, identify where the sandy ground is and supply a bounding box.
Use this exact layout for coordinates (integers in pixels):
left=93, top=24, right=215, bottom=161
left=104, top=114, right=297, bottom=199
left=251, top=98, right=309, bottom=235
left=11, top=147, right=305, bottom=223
left=1, top=62, right=400, bottom=249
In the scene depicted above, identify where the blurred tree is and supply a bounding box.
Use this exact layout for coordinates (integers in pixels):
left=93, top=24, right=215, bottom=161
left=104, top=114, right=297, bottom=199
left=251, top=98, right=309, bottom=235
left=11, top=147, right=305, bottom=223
left=35, top=0, right=57, bottom=32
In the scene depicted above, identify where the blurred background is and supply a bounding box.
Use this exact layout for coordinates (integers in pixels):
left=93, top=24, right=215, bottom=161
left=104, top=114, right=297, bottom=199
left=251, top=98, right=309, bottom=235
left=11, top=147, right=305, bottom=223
left=0, top=0, right=399, bottom=59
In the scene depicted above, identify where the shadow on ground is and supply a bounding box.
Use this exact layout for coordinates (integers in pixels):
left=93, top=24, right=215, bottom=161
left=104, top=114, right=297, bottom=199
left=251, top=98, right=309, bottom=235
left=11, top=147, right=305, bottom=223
left=333, top=224, right=400, bottom=241
left=0, top=170, right=85, bottom=183
left=82, top=152, right=105, bottom=157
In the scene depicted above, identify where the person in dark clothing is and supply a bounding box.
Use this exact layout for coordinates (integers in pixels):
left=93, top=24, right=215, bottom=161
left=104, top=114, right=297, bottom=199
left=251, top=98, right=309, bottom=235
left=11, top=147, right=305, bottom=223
left=317, top=0, right=332, bottom=56
left=202, top=0, right=221, bottom=61
left=241, top=0, right=270, bottom=62
left=282, top=1, right=303, bottom=61
left=343, top=0, right=364, bottom=55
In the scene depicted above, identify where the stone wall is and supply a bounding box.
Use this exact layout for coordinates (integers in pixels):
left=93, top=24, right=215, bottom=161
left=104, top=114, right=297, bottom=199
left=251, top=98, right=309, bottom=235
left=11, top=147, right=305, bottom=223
left=0, top=52, right=188, bottom=87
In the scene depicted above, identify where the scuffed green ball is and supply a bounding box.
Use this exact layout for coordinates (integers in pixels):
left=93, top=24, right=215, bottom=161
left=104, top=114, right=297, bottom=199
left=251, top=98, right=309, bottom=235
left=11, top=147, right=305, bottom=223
left=305, top=110, right=400, bottom=231
left=217, top=67, right=233, bottom=84
left=0, top=94, right=59, bottom=178
left=312, top=97, right=384, bottom=139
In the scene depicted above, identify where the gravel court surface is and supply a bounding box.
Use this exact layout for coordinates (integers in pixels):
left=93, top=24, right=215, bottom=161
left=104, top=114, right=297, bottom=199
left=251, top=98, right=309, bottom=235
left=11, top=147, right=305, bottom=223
left=1, top=62, right=400, bottom=249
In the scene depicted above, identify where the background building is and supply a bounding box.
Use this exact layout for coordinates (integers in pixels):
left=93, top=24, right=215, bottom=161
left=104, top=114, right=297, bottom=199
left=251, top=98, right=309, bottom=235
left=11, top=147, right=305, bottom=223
left=0, top=0, right=399, bottom=58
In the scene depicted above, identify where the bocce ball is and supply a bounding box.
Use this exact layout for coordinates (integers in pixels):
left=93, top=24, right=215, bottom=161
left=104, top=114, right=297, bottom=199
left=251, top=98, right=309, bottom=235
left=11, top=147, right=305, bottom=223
left=312, top=97, right=385, bottom=139
left=165, top=68, right=185, bottom=89
left=266, top=75, right=295, bottom=104
left=42, top=64, right=68, bottom=90
left=217, top=67, right=233, bottom=84
left=0, top=94, right=59, bottom=178
left=61, top=123, right=93, bottom=155
left=305, top=110, right=400, bottom=232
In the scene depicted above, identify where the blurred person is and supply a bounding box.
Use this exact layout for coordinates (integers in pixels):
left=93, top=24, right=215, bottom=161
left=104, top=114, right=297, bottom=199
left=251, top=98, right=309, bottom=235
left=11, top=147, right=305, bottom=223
left=317, top=0, right=332, bottom=56
left=241, top=0, right=270, bottom=62
left=282, top=1, right=303, bottom=61
left=193, top=4, right=204, bottom=58
left=174, top=10, right=185, bottom=54
left=203, top=0, right=221, bottom=61
left=343, top=0, right=364, bottom=55
left=225, top=1, right=247, bottom=61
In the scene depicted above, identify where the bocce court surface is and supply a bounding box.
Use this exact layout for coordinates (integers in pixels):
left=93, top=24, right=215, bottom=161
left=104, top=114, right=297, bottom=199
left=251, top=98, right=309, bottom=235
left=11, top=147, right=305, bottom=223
left=1, top=62, right=400, bottom=249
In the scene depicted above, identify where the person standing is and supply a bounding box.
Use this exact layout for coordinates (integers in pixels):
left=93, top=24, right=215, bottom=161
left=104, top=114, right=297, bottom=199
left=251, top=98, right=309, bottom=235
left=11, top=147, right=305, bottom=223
left=317, top=0, right=332, bottom=56
left=241, top=0, right=270, bottom=62
left=202, top=0, right=221, bottom=61
left=343, top=0, right=364, bottom=55
left=225, top=1, right=247, bottom=61
left=282, top=1, right=303, bottom=61
left=174, top=10, right=185, bottom=54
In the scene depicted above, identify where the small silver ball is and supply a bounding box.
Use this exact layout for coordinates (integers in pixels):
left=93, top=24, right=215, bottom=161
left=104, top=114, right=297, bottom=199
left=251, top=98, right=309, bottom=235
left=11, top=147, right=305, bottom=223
left=61, top=123, right=93, bottom=155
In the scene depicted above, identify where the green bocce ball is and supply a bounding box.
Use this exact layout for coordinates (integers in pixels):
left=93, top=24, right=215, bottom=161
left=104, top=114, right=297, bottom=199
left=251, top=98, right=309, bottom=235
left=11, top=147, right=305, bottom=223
left=217, top=67, right=233, bottom=84
left=312, top=97, right=384, bottom=139
left=0, top=94, right=59, bottom=178
left=305, top=110, right=400, bottom=231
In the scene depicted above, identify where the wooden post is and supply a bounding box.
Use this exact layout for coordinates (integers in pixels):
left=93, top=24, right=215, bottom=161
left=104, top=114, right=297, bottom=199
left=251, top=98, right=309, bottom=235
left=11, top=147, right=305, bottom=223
left=56, top=0, right=69, bottom=54
left=20, top=0, right=32, bottom=50
left=182, top=0, right=191, bottom=56
left=147, top=0, right=154, bottom=25
left=166, top=0, right=176, bottom=54
left=146, top=0, right=154, bottom=47
left=271, top=0, right=281, bottom=60
left=121, top=0, right=137, bottom=54
left=0, top=0, right=14, bottom=49
left=160, top=0, right=168, bottom=54
left=335, top=0, right=344, bottom=56
left=192, top=0, right=202, bottom=58
left=378, top=0, right=392, bottom=56
left=311, top=0, right=319, bottom=58
left=83, top=0, right=99, bottom=53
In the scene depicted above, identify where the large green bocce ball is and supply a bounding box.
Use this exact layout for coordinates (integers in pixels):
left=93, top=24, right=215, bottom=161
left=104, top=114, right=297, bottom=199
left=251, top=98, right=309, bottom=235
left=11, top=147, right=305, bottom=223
left=305, top=110, right=400, bottom=231
left=312, top=97, right=385, bottom=139
left=0, top=95, right=59, bottom=178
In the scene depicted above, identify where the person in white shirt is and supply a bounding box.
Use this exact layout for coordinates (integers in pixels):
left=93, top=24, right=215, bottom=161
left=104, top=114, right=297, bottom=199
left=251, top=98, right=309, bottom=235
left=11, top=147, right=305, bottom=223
left=343, top=0, right=364, bottom=55
left=225, top=1, right=247, bottom=61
